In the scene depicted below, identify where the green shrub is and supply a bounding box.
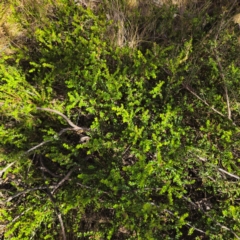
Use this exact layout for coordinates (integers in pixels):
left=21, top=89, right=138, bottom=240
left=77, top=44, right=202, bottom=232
left=1, top=0, right=240, bottom=239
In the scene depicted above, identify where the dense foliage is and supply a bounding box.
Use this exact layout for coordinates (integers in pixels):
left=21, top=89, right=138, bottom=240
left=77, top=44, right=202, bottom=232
left=0, top=0, right=240, bottom=239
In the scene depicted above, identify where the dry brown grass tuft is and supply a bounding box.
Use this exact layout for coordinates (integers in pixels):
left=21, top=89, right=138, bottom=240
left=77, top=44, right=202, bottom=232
left=98, top=0, right=202, bottom=48
left=103, top=0, right=158, bottom=48
left=0, top=2, right=23, bottom=55
left=0, top=0, right=56, bottom=56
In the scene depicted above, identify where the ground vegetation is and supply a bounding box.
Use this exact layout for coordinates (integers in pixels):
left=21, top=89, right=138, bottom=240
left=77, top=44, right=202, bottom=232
left=0, top=0, right=240, bottom=239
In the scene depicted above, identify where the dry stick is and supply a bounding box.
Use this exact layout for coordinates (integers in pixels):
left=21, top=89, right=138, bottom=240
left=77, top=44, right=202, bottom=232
left=0, top=162, right=16, bottom=178
left=26, top=139, right=52, bottom=154
left=6, top=186, right=55, bottom=202
left=194, top=155, right=240, bottom=238
left=51, top=167, right=77, bottom=194
left=39, top=157, right=61, bottom=178
left=25, top=107, right=90, bottom=154
left=36, top=107, right=89, bottom=132
left=0, top=44, right=10, bottom=53
left=163, top=209, right=206, bottom=235
left=0, top=105, right=89, bottom=154
left=197, top=155, right=240, bottom=180
left=185, top=85, right=225, bottom=118
left=213, top=49, right=231, bottom=120
left=51, top=166, right=78, bottom=195
left=6, top=180, right=67, bottom=240
left=56, top=212, right=66, bottom=240
left=47, top=194, right=67, bottom=240
left=26, top=128, right=79, bottom=155
left=10, top=208, right=31, bottom=224
left=77, top=182, right=110, bottom=196
left=218, top=168, right=240, bottom=180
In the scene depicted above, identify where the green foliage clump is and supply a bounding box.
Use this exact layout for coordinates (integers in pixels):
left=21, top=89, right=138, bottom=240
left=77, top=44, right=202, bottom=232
left=1, top=0, right=240, bottom=239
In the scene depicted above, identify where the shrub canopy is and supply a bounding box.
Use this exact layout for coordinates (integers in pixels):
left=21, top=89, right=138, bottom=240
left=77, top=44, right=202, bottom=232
left=0, top=0, right=240, bottom=239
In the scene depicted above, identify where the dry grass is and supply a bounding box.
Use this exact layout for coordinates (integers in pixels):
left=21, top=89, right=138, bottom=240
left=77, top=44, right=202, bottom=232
left=103, top=0, right=159, bottom=48
left=0, top=0, right=214, bottom=53
left=1, top=0, right=239, bottom=53
left=0, top=0, right=55, bottom=56
left=0, top=2, right=23, bottom=55
left=96, top=0, right=201, bottom=48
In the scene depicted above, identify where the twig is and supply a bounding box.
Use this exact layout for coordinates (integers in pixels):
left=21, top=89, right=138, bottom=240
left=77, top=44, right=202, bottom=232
left=122, top=144, right=132, bottom=157
left=197, top=155, right=240, bottom=180
left=11, top=208, right=31, bottom=223
left=36, top=107, right=89, bottom=132
left=1, top=103, right=88, bottom=132
left=213, top=48, right=231, bottom=120
left=0, top=209, right=31, bottom=239
left=6, top=186, right=55, bottom=202
left=56, top=212, right=66, bottom=240
left=184, top=84, right=225, bottom=118
left=77, top=183, right=93, bottom=189
left=0, top=44, right=10, bottom=53
left=163, top=208, right=206, bottom=235
left=149, top=202, right=206, bottom=235
left=218, top=168, right=240, bottom=180
left=25, top=140, right=52, bottom=154
left=39, top=157, right=60, bottom=178
left=51, top=166, right=78, bottom=195
left=24, top=107, right=91, bottom=154
left=1, top=104, right=90, bottom=154
left=0, top=162, right=16, bottom=178
left=77, top=182, right=110, bottom=196
left=25, top=127, right=81, bottom=154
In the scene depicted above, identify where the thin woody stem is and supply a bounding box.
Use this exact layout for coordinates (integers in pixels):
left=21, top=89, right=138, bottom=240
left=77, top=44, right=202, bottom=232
left=36, top=107, right=89, bottom=132
left=213, top=49, right=231, bottom=120
left=184, top=84, right=225, bottom=117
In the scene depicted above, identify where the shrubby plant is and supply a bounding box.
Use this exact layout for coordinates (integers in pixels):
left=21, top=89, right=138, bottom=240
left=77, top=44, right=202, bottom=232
left=0, top=0, right=240, bottom=239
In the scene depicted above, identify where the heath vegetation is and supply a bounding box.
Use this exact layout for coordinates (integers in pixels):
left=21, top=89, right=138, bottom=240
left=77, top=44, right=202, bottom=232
left=0, top=0, right=240, bottom=239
